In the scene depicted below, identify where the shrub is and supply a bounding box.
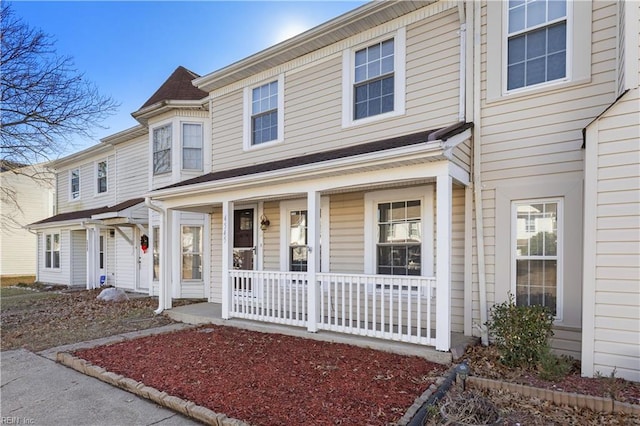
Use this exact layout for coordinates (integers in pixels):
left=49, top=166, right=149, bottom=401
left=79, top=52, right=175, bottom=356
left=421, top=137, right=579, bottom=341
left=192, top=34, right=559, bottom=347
left=537, top=347, right=572, bottom=381
left=486, top=295, right=554, bottom=368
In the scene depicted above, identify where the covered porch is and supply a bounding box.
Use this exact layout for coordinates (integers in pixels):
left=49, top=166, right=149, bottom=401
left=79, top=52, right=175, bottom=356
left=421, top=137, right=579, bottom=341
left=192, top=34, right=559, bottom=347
left=149, top=125, right=473, bottom=353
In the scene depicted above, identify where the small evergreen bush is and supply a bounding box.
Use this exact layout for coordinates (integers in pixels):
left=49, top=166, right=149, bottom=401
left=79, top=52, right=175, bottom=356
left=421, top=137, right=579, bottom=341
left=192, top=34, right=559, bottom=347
left=486, top=295, right=554, bottom=368
left=536, top=347, right=572, bottom=381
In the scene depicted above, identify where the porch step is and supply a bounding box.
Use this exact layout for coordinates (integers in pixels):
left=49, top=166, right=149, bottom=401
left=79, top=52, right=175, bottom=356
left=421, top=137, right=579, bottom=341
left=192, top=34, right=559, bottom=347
left=165, top=303, right=477, bottom=365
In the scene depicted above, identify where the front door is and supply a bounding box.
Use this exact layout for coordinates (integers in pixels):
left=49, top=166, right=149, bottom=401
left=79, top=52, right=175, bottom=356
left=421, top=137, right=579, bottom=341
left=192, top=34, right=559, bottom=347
left=233, top=208, right=255, bottom=292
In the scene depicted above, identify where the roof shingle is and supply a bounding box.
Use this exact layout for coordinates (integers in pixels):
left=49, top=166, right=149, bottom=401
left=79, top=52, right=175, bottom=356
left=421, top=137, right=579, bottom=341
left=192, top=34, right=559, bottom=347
left=139, top=66, right=207, bottom=110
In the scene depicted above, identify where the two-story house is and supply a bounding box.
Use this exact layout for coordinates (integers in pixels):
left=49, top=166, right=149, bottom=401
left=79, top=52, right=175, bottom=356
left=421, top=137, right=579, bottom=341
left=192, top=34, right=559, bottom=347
left=31, top=0, right=639, bottom=382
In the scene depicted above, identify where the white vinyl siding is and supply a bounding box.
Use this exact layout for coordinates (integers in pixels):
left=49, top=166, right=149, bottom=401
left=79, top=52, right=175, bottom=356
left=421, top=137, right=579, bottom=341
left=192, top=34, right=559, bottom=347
left=115, top=228, right=136, bottom=290
left=70, top=230, right=86, bottom=286
left=115, top=135, right=149, bottom=202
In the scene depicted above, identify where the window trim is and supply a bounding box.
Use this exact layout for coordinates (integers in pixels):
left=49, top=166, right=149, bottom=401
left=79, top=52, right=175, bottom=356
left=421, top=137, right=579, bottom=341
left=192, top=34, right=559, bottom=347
left=95, top=159, right=108, bottom=195
left=181, top=225, right=203, bottom=281
left=243, top=74, right=284, bottom=151
left=181, top=121, right=203, bottom=171
left=364, top=186, right=434, bottom=277
left=510, top=198, right=564, bottom=320
left=342, top=27, right=406, bottom=128
left=486, top=0, right=591, bottom=102
left=44, top=233, right=61, bottom=270
left=152, top=123, right=173, bottom=175
left=152, top=226, right=160, bottom=282
left=69, top=168, right=80, bottom=201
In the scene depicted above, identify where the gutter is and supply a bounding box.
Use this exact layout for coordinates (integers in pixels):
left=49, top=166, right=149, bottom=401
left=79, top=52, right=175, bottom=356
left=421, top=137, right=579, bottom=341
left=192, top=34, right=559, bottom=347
left=473, top=0, right=489, bottom=345
left=145, top=197, right=166, bottom=315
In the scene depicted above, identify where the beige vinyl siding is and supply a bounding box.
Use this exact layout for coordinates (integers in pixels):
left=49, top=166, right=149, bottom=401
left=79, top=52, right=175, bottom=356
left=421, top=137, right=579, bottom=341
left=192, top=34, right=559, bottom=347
left=587, top=88, right=640, bottom=381
left=616, top=1, right=626, bottom=96
left=450, top=184, right=465, bottom=333
left=329, top=192, right=365, bottom=274
left=550, top=326, right=582, bottom=359
left=262, top=201, right=281, bottom=271
left=210, top=8, right=461, bottom=172
left=70, top=230, right=86, bottom=286
left=115, top=136, right=149, bottom=202
left=0, top=167, right=53, bottom=276
left=209, top=207, right=222, bottom=303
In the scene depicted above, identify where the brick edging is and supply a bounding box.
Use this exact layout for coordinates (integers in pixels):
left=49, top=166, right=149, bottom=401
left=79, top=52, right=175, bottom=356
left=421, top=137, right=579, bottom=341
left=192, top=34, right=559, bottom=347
left=56, top=352, right=249, bottom=426
left=468, top=376, right=640, bottom=416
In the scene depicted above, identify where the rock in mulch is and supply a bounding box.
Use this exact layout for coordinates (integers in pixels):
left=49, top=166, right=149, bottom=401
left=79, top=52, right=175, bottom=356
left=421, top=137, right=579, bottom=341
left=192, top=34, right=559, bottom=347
left=97, top=288, right=129, bottom=302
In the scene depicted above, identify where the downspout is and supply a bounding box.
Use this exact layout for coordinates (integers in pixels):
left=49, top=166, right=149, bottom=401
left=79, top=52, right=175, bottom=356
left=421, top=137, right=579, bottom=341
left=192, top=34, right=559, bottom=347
left=145, top=197, right=165, bottom=314
left=473, top=0, right=489, bottom=345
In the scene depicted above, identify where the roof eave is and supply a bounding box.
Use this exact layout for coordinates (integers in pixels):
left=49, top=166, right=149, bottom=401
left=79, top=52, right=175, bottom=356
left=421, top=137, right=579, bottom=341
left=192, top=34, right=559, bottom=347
left=132, top=99, right=209, bottom=124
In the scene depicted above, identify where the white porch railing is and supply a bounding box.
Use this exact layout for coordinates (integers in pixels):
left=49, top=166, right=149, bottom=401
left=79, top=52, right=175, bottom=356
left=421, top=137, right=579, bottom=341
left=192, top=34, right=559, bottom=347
left=317, top=273, right=437, bottom=345
left=230, top=270, right=308, bottom=327
left=229, top=271, right=437, bottom=346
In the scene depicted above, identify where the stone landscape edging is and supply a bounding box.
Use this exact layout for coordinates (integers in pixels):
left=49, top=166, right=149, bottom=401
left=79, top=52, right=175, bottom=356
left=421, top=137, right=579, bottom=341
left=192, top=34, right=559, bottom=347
left=468, top=376, right=640, bottom=416
left=56, top=352, right=249, bottom=426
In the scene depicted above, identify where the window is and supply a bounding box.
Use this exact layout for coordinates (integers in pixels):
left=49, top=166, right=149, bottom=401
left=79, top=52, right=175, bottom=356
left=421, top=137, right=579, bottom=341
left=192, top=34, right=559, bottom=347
left=153, top=124, right=172, bottom=174
left=376, top=200, right=422, bottom=276
left=289, top=210, right=308, bottom=272
left=182, top=123, right=202, bottom=170
left=513, top=200, right=561, bottom=316
left=45, top=233, right=60, bottom=269
left=354, top=38, right=395, bottom=120
left=181, top=226, right=202, bottom=280
left=96, top=161, right=107, bottom=194
left=251, top=81, right=278, bottom=145
left=70, top=169, right=80, bottom=200
left=507, top=0, right=567, bottom=91
left=99, top=235, right=105, bottom=269
left=152, top=226, right=159, bottom=281
left=343, top=28, right=406, bottom=127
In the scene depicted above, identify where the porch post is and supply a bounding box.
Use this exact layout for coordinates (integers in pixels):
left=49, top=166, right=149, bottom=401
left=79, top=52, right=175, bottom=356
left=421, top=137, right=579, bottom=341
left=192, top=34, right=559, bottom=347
left=436, top=173, right=452, bottom=351
left=163, top=209, right=174, bottom=310
left=221, top=200, right=234, bottom=319
left=86, top=226, right=99, bottom=290
left=307, top=190, right=321, bottom=332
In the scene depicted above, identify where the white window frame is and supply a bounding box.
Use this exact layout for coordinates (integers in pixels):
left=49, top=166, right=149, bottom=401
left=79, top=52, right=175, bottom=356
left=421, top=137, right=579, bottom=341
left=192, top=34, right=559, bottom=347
left=503, top=0, right=570, bottom=94
left=243, top=74, right=284, bottom=151
left=44, top=233, right=60, bottom=269
left=152, top=226, right=160, bottom=282
left=486, top=1, right=591, bottom=102
left=181, top=225, right=203, bottom=281
left=152, top=123, right=172, bottom=175
left=181, top=122, right=203, bottom=171
left=342, top=27, right=406, bottom=128
left=279, top=198, right=329, bottom=273
left=364, top=186, right=434, bottom=277
left=69, top=168, right=80, bottom=201
left=95, top=160, right=108, bottom=195
left=510, top=198, right=563, bottom=320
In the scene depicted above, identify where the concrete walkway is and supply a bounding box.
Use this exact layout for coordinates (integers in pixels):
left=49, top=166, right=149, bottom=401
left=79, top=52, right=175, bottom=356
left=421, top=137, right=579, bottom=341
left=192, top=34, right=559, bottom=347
left=1, top=325, right=202, bottom=426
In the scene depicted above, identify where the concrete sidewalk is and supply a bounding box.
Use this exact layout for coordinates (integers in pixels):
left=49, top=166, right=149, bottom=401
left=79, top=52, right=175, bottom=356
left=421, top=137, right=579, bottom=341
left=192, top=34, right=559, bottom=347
left=1, top=327, right=202, bottom=425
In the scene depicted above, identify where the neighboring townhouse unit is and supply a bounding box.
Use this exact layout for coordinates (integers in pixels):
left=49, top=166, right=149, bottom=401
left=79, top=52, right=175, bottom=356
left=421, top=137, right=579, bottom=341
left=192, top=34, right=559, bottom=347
left=1, top=162, right=55, bottom=278
left=30, top=0, right=639, bottom=381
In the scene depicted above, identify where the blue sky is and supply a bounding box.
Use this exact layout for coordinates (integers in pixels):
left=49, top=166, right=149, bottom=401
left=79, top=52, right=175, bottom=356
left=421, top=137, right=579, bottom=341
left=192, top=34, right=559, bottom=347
left=9, top=1, right=365, bottom=154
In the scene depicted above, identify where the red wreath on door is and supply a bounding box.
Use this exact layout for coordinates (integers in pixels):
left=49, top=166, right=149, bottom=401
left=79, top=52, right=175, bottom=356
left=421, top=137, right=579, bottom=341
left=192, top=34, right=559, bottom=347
left=140, top=234, right=149, bottom=253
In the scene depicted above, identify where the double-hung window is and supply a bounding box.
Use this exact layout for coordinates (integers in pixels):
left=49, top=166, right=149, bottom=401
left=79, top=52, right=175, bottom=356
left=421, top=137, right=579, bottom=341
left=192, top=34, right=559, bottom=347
left=181, top=226, right=202, bottom=280
left=182, top=123, right=202, bottom=170
left=45, top=233, right=60, bottom=269
left=252, top=81, right=278, bottom=145
left=354, top=38, right=395, bottom=120
left=96, top=161, right=107, bottom=194
left=70, top=169, right=80, bottom=200
left=507, top=0, right=567, bottom=91
left=153, top=124, right=172, bottom=174
left=376, top=200, right=422, bottom=276
left=512, top=199, right=562, bottom=316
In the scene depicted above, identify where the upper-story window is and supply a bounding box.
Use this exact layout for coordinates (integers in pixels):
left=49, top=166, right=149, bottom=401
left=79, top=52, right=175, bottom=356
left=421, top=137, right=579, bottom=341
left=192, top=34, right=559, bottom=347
left=70, top=168, right=80, bottom=200
left=182, top=123, right=203, bottom=170
left=342, top=28, right=406, bottom=127
left=506, top=0, right=567, bottom=91
left=243, top=75, right=284, bottom=150
left=153, top=124, right=172, bottom=175
left=96, top=160, right=107, bottom=194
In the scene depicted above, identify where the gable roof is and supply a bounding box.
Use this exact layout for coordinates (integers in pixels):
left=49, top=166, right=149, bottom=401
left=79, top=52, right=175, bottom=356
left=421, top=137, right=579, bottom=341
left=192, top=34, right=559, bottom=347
left=158, top=122, right=473, bottom=191
left=29, top=198, right=144, bottom=227
left=139, top=66, right=207, bottom=110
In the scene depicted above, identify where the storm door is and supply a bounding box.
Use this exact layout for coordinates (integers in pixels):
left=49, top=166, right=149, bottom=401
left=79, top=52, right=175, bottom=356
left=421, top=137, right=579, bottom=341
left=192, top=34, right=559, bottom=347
left=233, top=208, right=255, bottom=292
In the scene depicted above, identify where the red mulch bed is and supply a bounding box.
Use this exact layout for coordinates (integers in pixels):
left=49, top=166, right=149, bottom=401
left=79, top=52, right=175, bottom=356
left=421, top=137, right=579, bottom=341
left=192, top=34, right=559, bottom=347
left=74, top=326, right=446, bottom=425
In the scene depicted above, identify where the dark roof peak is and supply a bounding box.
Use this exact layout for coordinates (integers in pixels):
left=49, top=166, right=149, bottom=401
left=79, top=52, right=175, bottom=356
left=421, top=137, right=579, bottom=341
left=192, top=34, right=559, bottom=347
left=139, top=66, right=208, bottom=110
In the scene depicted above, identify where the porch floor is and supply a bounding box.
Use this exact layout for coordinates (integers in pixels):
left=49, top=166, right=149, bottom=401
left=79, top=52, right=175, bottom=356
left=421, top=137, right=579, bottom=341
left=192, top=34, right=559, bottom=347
left=165, top=302, right=477, bottom=365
